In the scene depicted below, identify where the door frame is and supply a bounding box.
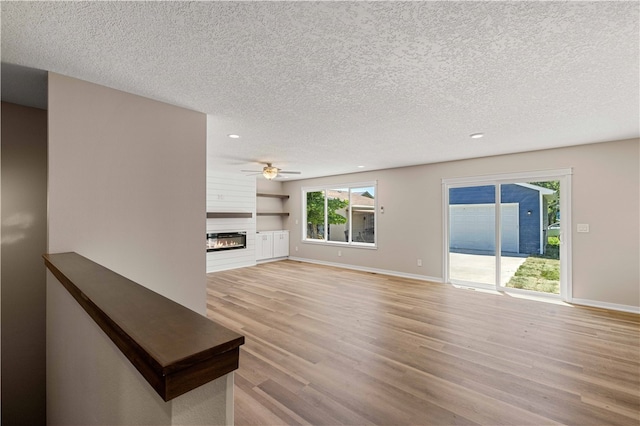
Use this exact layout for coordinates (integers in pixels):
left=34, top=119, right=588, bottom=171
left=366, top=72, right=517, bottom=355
left=442, top=169, right=573, bottom=302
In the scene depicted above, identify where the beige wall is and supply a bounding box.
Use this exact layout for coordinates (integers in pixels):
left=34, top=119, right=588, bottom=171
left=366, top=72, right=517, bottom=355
left=47, top=271, right=231, bottom=425
left=257, top=178, right=287, bottom=231
left=47, top=73, right=216, bottom=423
left=48, top=73, right=206, bottom=313
left=283, top=138, right=640, bottom=310
left=1, top=102, right=47, bottom=425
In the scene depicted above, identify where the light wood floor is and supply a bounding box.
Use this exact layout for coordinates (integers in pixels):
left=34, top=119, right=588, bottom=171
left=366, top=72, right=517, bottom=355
left=206, top=260, right=640, bottom=425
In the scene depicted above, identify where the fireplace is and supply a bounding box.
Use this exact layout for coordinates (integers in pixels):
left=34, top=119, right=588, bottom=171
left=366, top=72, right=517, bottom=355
left=206, top=232, right=247, bottom=252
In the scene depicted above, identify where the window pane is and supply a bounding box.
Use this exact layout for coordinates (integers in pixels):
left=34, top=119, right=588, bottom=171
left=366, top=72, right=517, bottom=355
left=448, top=185, right=496, bottom=286
left=327, top=189, right=349, bottom=242
left=502, top=181, right=560, bottom=294
left=306, top=191, right=325, bottom=240
left=350, top=186, right=375, bottom=244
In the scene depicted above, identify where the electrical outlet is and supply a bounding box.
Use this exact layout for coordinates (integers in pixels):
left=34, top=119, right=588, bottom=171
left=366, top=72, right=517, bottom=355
left=577, top=224, right=589, bottom=233
left=417, top=259, right=422, bottom=267
left=295, top=219, right=299, bottom=225
left=295, top=246, right=298, bottom=252
left=338, top=250, right=342, bottom=257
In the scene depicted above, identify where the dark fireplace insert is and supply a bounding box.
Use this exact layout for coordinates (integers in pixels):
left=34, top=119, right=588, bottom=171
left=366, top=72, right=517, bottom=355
left=206, top=232, right=247, bottom=252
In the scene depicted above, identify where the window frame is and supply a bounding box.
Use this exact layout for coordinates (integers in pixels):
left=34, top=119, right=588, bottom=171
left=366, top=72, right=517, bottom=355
left=301, top=180, right=378, bottom=249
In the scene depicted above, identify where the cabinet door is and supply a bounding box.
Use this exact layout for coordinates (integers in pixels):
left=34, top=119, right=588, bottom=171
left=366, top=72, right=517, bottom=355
left=256, top=232, right=273, bottom=261
left=263, top=233, right=273, bottom=259
left=273, top=231, right=289, bottom=258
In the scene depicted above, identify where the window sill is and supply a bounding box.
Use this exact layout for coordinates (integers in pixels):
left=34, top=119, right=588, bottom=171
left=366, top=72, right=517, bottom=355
left=302, top=240, right=377, bottom=250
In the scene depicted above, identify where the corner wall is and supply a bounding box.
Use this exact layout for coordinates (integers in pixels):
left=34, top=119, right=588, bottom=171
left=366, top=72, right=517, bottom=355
left=47, top=73, right=206, bottom=314
left=47, top=73, right=211, bottom=423
left=283, top=138, right=640, bottom=310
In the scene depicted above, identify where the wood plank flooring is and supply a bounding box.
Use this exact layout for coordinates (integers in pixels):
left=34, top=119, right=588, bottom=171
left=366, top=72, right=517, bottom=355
left=206, top=260, right=640, bottom=425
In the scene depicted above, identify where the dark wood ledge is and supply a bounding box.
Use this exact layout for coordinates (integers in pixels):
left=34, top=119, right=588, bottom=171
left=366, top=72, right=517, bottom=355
left=43, top=252, right=244, bottom=401
left=256, top=193, right=290, bottom=199
left=207, top=212, right=252, bottom=219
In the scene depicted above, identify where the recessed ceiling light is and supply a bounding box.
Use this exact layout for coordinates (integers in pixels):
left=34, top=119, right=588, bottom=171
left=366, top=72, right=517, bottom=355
left=228, top=134, right=240, bottom=139
left=470, top=133, right=484, bottom=139
left=357, top=165, right=365, bottom=168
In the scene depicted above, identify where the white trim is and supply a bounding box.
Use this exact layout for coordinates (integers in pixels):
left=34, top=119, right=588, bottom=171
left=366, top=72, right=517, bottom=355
left=516, top=182, right=555, bottom=195
left=560, top=173, right=572, bottom=302
left=301, top=180, right=378, bottom=247
left=256, top=256, right=288, bottom=264
left=571, top=298, right=640, bottom=314
left=302, top=180, right=378, bottom=193
left=538, top=190, right=544, bottom=255
left=442, top=181, right=450, bottom=284
left=288, top=256, right=443, bottom=283
left=495, top=184, right=501, bottom=283
left=442, top=168, right=573, bottom=186
left=301, top=240, right=378, bottom=250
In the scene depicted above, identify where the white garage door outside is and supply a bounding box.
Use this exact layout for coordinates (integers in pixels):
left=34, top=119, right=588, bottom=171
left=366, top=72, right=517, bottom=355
left=449, top=203, right=519, bottom=253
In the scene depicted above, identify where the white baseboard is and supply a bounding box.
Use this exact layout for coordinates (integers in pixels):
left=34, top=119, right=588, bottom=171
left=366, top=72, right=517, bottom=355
left=256, top=256, right=288, bottom=264
left=287, top=256, right=443, bottom=284
left=570, top=298, right=640, bottom=314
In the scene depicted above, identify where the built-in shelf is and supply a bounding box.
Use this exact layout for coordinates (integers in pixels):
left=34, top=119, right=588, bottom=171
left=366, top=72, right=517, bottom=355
left=256, top=193, right=289, bottom=218
left=207, top=212, right=252, bottom=219
left=257, top=193, right=290, bottom=199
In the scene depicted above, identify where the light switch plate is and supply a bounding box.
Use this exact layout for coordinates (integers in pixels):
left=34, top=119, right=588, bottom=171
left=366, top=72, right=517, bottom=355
left=577, top=224, right=590, bottom=233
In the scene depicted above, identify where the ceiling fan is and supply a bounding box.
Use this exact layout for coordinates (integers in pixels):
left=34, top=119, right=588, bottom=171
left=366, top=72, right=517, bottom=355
left=241, top=163, right=301, bottom=180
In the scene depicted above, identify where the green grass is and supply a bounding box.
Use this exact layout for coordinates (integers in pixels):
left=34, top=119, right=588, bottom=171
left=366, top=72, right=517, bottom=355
left=505, top=256, right=560, bottom=294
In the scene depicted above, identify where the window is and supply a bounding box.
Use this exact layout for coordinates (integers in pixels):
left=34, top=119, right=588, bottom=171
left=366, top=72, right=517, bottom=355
left=303, top=182, right=377, bottom=247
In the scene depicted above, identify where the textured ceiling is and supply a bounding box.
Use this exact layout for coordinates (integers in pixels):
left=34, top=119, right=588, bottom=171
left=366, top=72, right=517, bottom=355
left=2, top=1, right=638, bottom=180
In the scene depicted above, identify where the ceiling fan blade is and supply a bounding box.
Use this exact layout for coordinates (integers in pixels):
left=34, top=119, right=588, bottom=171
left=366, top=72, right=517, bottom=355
left=278, top=171, right=301, bottom=174
left=240, top=170, right=262, bottom=173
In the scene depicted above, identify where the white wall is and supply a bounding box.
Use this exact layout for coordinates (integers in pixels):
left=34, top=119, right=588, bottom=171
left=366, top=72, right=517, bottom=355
left=206, top=173, right=256, bottom=272
left=283, top=138, right=640, bottom=311
left=47, top=73, right=206, bottom=314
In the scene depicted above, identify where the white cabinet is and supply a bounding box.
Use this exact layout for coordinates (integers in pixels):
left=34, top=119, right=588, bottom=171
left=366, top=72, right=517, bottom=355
left=273, top=230, right=289, bottom=258
left=256, top=230, right=289, bottom=261
left=255, top=232, right=273, bottom=261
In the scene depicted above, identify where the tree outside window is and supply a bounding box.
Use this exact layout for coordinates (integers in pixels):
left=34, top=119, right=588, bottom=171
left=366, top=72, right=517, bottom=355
left=303, top=182, right=376, bottom=246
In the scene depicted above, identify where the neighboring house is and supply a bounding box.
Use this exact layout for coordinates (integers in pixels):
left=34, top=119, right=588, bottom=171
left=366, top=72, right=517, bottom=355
left=449, top=183, right=556, bottom=255
left=327, top=190, right=375, bottom=243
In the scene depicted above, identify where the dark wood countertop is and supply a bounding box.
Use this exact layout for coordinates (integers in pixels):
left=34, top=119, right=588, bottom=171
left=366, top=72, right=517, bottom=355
left=43, top=252, right=244, bottom=401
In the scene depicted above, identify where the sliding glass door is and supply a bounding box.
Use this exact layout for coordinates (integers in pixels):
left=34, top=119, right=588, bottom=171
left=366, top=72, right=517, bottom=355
left=444, top=170, right=571, bottom=300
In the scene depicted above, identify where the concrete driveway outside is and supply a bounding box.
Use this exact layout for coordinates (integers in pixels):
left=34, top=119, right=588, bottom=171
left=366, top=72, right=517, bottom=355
left=449, top=252, right=528, bottom=285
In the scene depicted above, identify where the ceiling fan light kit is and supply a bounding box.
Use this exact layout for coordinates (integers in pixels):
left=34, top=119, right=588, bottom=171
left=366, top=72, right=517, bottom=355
left=262, top=166, right=279, bottom=180
left=241, top=163, right=302, bottom=180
